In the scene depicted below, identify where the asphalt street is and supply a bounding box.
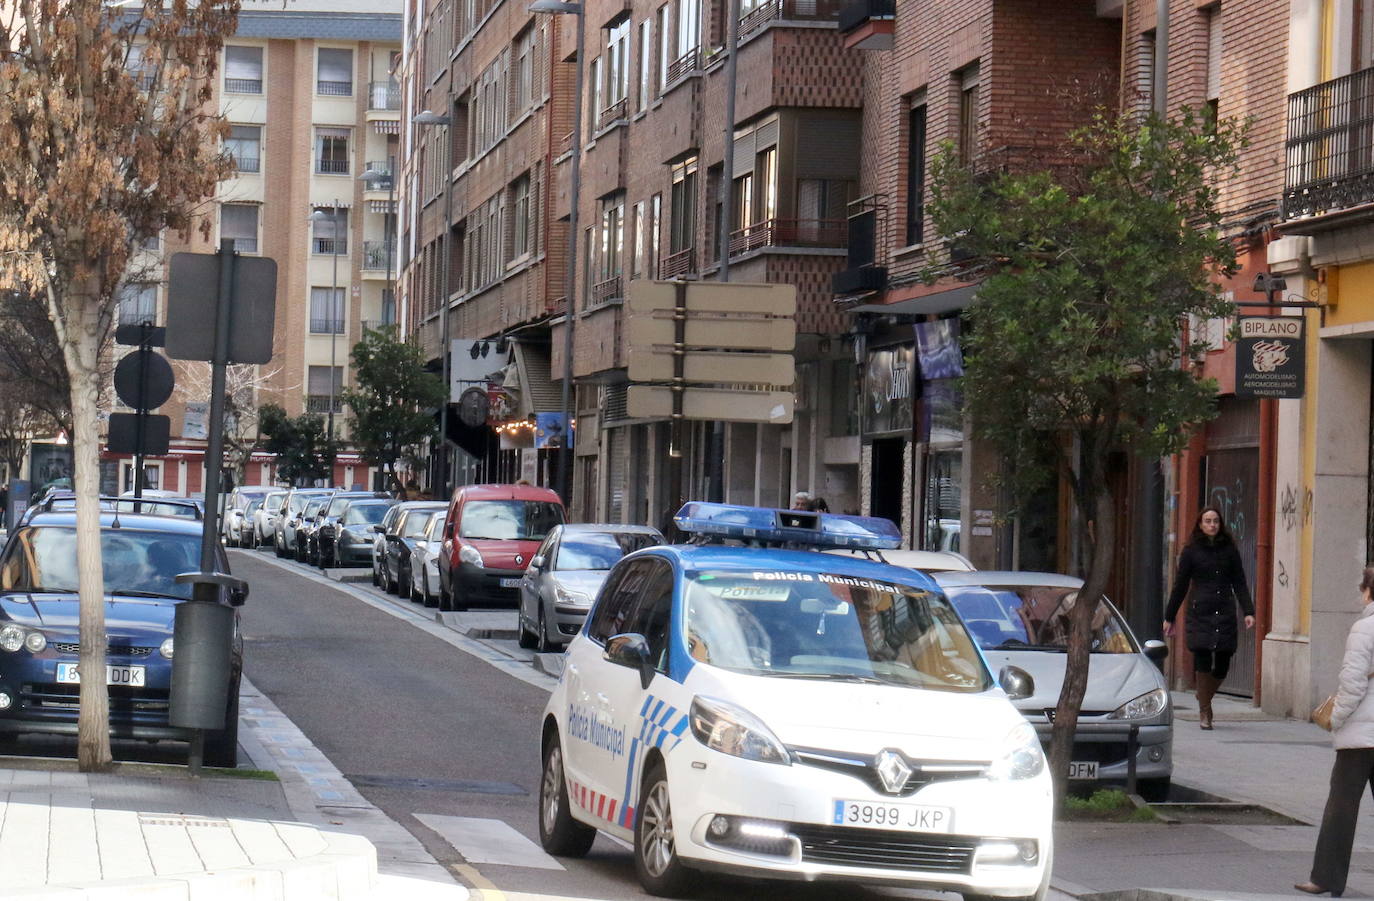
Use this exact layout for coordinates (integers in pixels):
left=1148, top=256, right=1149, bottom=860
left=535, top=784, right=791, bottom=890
left=232, top=549, right=951, bottom=901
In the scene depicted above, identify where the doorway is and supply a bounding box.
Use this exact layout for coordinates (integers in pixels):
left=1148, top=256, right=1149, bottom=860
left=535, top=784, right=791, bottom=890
left=870, top=437, right=905, bottom=529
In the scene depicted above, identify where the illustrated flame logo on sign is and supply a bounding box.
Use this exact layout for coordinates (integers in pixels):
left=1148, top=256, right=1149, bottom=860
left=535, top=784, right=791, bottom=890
left=1251, top=340, right=1290, bottom=373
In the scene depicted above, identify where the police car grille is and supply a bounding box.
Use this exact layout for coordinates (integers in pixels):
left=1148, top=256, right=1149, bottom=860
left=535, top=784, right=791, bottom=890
left=51, top=643, right=153, bottom=657
left=790, top=823, right=977, bottom=873
left=792, top=748, right=987, bottom=797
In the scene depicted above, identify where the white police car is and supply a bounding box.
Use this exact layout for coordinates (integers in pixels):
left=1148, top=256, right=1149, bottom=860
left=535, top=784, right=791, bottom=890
left=537, top=503, right=1052, bottom=898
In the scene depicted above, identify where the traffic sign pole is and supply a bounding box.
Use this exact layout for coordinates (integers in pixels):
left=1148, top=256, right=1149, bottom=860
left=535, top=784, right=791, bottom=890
left=134, top=335, right=151, bottom=499
left=666, top=281, right=688, bottom=538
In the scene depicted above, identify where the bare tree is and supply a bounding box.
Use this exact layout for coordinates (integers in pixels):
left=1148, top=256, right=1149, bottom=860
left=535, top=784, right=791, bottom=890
left=0, top=0, right=239, bottom=771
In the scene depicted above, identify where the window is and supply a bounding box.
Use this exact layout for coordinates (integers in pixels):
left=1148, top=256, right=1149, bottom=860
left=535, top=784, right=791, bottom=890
left=756, top=146, right=777, bottom=223
left=470, top=54, right=507, bottom=157
left=649, top=193, right=662, bottom=278
left=311, top=206, right=348, bottom=254
left=675, top=0, right=701, bottom=63
left=220, top=203, right=259, bottom=253
left=317, top=48, right=354, bottom=96
left=657, top=5, right=670, bottom=89
left=308, top=366, right=344, bottom=412
left=512, top=27, right=535, bottom=116
left=224, top=46, right=263, bottom=93
left=226, top=125, right=261, bottom=174
left=1360, top=0, right=1374, bottom=71
left=626, top=561, right=675, bottom=670
left=600, top=192, right=626, bottom=281
left=798, top=178, right=849, bottom=222
left=117, top=283, right=157, bottom=327
left=309, top=287, right=345, bottom=334
left=906, top=102, right=927, bottom=245
left=126, top=43, right=155, bottom=90
left=1137, top=31, right=1156, bottom=114
left=957, top=64, right=980, bottom=166
left=589, top=57, right=602, bottom=132
left=316, top=127, right=351, bottom=175
left=511, top=174, right=532, bottom=260
left=638, top=20, right=651, bottom=112
left=631, top=200, right=646, bottom=279
left=669, top=157, right=697, bottom=253
left=587, top=559, right=656, bottom=643
left=1204, top=7, right=1221, bottom=124
left=606, top=19, right=631, bottom=109
left=732, top=172, right=753, bottom=231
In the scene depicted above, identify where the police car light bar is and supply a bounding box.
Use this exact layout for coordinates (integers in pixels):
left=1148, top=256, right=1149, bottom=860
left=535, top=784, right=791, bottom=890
left=673, top=502, right=901, bottom=550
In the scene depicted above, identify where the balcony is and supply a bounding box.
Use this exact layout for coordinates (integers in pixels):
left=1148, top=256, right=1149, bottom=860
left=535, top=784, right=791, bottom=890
left=1283, top=66, right=1374, bottom=221
left=368, top=81, right=400, bottom=111
left=224, top=77, right=262, bottom=94
left=361, top=319, right=397, bottom=332
left=317, top=80, right=353, bottom=97
left=317, top=158, right=350, bottom=175
left=837, top=0, right=894, bottom=49
left=832, top=202, right=887, bottom=296
left=305, top=395, right=345, bottom=414
left=729, top=218, right=847, bottom=256
left=597, top=98, right=629, bottom=132
left=660, top=247, right=696, bottom=279
left=309, top=318, right=345, bottom=335
left=362, top=240, right=396, bottom=273
left=741, top=0, right=847, bottom=36
left=232, top=155, right=260, bottom=174
left=591, top=275, right=623, bottom=307
left=362, top=162, right=393, bottom=191
left=312, top=237, right=347, bottom=255
left=666, top=48, right=701, bottom=85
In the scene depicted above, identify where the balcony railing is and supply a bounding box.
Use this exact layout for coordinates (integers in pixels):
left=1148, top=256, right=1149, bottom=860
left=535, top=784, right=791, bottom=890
left=363, top=240, right=395, bottom=271
left=312, top=237, right=347, bottom=255
left=590, top=275, right=623, bottom=307
left=557, top=131, right=574, bottom=156
left=660, top=247, right=696, bottom=278
left=232, top=155, right=260, bottom=174
left=305, top=395, right=345, bottom=414
left=362, top=162, right=393, bottom=190
left=728, top=218, right=847, bottom=255
left=317, top=80, right=353, bottom=97
left=741, top=0, right=846, bottom=34
left=361, top=319, right=397, bottom=333
left=316, top=158, right=350, bottom=175
left=368, top=80, right=400, bottom=111
left=1283, top=65, right=1374, bottom=220
left=309, top=318, right=346, bottom=335
left=224, top=77, right=262, bottom=94
left=597, top=98, right=629, bottom=131
left=666, top=48, right=701, bottom=84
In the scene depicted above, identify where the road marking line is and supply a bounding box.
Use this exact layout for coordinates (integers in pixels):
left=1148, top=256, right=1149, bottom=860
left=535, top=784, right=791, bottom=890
left=452, top=863, right=503, bottom=900
left=415, top=815, right=564, bottom=871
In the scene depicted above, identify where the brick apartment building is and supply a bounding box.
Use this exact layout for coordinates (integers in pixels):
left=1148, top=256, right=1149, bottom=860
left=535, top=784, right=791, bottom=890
left=104, top=1, right=404, bottom=494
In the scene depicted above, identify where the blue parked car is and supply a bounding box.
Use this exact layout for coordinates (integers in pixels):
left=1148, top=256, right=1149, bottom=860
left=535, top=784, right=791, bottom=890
left=0, top=509, right=244, bottom=766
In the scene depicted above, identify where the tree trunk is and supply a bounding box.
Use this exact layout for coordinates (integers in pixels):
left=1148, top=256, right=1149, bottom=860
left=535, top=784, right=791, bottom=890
left=59, top=292, right=112, bottom=772
left=1048, top=480, right=1116, bottom=811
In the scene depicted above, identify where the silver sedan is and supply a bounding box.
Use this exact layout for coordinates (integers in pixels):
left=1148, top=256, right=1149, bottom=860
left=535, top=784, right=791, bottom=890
left=517, top=523, right=663, bottom=652
left=408, top=510, right=447, bottom=607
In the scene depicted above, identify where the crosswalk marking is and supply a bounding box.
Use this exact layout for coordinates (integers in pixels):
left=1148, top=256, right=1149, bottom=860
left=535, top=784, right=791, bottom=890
left=416, top=814, right=565, bottom=871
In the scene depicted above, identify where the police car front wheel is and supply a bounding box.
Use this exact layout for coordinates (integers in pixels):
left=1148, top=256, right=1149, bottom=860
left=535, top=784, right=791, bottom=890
left=634, top=760, right=697, bottom=897
left=538, top=734, right=595, bottom=857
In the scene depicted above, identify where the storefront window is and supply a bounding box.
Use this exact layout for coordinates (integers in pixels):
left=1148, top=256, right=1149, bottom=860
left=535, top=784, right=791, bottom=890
left=923, top=449, right=961, bottom=552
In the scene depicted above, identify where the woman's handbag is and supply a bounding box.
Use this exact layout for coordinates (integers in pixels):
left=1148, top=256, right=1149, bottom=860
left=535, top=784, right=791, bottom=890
left=1313, top=694, right=1337, bottom=731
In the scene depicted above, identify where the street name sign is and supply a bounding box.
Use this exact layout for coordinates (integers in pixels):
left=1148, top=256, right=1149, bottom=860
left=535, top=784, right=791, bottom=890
left=1235, top=316, right=1305, bottom=399
left=626, top=348, right=793, bottom=384
left=627, top=386, right=794, bottom=423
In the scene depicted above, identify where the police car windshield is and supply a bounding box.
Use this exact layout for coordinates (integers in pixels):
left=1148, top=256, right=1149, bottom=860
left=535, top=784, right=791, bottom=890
left=683, top=570, right=991, bottom=693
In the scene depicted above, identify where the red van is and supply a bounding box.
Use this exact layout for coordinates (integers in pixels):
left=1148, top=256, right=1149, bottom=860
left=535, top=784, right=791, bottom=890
left=437, top=483, right=565, bottom=611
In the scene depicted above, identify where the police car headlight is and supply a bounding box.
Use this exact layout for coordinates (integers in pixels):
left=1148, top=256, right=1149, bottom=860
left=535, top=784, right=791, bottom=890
left=989, top=721, right=1045, bottom=781
left=689, top=696, right=790, bottom=766
left=459, top=545, right=484, bottom=567
left=1107, top=688, right=1168, bottom=720
left=554, top=585, right=592, bottom=606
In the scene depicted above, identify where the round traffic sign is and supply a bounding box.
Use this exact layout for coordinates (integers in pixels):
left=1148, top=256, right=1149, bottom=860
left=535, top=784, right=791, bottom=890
left=114, top=350, right=175, bottom=410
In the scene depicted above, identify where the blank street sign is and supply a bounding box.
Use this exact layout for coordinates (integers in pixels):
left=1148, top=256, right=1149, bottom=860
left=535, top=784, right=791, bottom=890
left=626, top=313, right=794, bottom=351
left=627, top=280, right=797, bottom=316
left=627, top=386, right=794, bottom=423
left=166, top=252, right=277, bottom=364
left=626, top=348, right=794, bottom=385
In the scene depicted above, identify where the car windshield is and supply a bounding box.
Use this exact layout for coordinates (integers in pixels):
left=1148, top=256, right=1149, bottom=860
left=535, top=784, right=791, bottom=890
left=682, top=569, right=991, bottom=692
left=246, top=499, right=262, bottom=514
left=264, top=492, right=286, bottom=511
left=344, top=504, right=390, bottom=526
left=303, top=500, right=326, bottom=517
left=0, top=526, right=203, bottom=599
left=402, top=512, right=433, bottom=538
left=556, top=532, right=658, bottom=571
left=110, top=499, right=198, bottom=518
left=942, top=584, right=1136, bottom=653
left=458, top=500, right=563, bottom=541
left=327, top=495, right=362, bottom=517
left=426, top=513, right=447, bottom=538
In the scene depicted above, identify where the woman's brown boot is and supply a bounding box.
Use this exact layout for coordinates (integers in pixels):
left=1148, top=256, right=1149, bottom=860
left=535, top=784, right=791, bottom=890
left=1196, top=673, right=1217, bottom=730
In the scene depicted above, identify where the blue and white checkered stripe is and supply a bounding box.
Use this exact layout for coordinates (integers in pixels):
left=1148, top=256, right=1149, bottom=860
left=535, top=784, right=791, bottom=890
left=638, top=695, right=690, bottom=752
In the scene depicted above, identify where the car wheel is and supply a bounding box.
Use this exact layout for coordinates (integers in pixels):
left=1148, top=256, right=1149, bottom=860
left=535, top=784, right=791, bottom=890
left=203, top=682, right=240, bottom=769
left=439, top=574, right=453, bottom=612
left=1137, top=777, right=1171, bottom=802
left=538, top=733, right=595, bottom=857
left=371, top=561, right=380, bottom=586
left=275, top=539, right=285, bottom=558
left=422, top=569, right=438, bottom=608
left=451, top=585, right=469, bottom=612
left=384, top=563, right=396, bottom=594
left=517, top=610, right=537, bottom=649
left=536, top=606, right=558, bottom=653
left=634, top=759, right=695, bottom=897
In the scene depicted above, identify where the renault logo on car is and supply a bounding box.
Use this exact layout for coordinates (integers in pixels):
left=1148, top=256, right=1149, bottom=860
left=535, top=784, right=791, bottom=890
left=874, top=749, right=913, bottom=794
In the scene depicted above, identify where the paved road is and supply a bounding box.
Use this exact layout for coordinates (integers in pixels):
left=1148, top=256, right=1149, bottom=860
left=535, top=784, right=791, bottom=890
left=234, top=550, right=937, bottom=901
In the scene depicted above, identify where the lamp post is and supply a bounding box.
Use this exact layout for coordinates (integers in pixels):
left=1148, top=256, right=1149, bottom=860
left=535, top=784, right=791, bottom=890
left=360, top=164, right=397, bottom=325
left=530, top=0, right=585, bottom=504
left=308, top=200, right=344, bottom=473
left=414, top=109, right=454, bottom=500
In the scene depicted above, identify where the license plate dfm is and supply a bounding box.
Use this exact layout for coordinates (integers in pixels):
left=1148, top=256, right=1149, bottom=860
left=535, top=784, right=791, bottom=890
left=499, top=578, right=521, bottom=588
left=55, top=663, right=146, bottom=687
left=832, top=799, right=952, bottom=832
left=1067, top=761, right=1099, bottom=780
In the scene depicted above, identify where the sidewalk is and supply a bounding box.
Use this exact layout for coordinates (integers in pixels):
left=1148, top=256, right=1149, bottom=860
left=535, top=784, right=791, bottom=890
left=0, top=677, right=466, bottom=900
left=1054, top=691, right=1374, bottom=901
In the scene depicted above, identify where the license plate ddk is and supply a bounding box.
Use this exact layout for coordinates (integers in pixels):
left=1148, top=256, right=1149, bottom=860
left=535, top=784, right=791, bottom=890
left=832, top=799, right=952, bottom=832
left=1067, top=761, right=1099, bottom=780
left=55, top=663, right=146, bottom=687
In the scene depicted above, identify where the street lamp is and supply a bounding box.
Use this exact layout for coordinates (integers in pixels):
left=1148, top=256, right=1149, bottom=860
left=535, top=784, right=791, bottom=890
left=308, top=200, right=344, bottom=472
left=413, top=109, right=454, bottom=500
left=359, top=165, right=396, bottom=324
left=530, top=0, right=585, bottom=504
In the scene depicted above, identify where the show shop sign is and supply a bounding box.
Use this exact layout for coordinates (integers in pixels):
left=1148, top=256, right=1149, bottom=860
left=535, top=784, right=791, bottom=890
left=1235, top=316, right=1305, bottom=399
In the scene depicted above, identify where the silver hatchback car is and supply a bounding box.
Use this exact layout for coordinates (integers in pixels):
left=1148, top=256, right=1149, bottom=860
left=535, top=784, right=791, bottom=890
left=936, top=570, right=1172, bottom=800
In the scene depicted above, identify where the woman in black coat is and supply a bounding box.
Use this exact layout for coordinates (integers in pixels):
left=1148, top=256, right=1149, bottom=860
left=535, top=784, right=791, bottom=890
left=1163, top=506, right=1255, bottom=730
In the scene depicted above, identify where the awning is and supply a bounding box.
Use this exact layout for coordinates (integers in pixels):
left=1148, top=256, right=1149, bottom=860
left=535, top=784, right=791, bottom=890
left=849, top=282, right=978, bottom=317
left=373, top=121, right=400, bottom=136
left=368, top=199, right=397, bottom=214
left=511, top=341, right=561, bottom=416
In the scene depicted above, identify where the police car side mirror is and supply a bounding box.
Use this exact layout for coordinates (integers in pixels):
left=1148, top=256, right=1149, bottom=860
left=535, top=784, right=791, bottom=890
left=998, top=665, right=1034, bottom=700
left=605, top=633, right=655, bottom=689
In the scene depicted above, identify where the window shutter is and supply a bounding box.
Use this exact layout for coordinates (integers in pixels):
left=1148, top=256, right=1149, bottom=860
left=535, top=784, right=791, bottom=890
left=1205, top=9, right=1222, bottom=101
left=318, top=48, right=353, bottom=83
left=225, top=46, right=262, bottom=79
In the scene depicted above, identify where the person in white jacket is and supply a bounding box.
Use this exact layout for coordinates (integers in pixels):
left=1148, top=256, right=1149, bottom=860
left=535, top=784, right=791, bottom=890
left=1297, top=566, right=1374, bottom=897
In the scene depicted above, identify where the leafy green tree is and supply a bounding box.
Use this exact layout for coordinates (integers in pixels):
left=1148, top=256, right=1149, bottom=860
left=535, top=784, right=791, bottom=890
left=257, top=404, right=335, bottom=487
left=924, top=109, right=1245, bottom=802
left=343, top=326, right=444, bottom=494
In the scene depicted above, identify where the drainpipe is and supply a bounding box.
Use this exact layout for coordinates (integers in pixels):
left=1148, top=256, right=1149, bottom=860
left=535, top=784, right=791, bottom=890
left=1153, top=0, right=1169, bottom=116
